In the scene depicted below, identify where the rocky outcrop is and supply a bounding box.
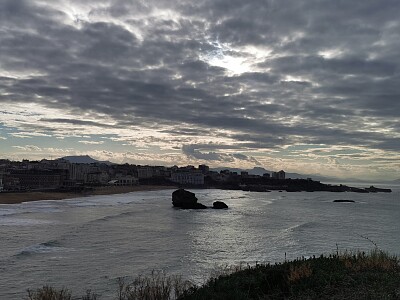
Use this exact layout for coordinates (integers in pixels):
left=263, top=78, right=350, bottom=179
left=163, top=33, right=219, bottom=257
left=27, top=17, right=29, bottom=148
left=348, top=187, right=369, bottom=193
left=333, top=200, right=355, bottom=203
left=365, top=186, right=392, bottom=193
left=241, top=185, right=271, bottom=192
left=172, top=189, right=207, bottom=209
left=213, top=201, right=228, bottom=209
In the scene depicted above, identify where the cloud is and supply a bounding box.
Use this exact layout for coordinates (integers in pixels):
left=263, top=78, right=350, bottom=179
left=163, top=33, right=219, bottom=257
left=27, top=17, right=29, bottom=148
left=40, top=118, right=118, bottom=129
left=182, top=144, right=260, bottom=164
left=78, top=140, right=104, bottom=145
left=10, top=132, right=52, bottom=138
left=1, top=0, right=400, bottom=179
left=13, top=145, right=42, bottom=151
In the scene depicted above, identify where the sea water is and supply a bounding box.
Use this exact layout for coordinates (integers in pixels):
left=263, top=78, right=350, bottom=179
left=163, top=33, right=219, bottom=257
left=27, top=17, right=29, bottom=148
left=0, top=188, right=399, bottom=299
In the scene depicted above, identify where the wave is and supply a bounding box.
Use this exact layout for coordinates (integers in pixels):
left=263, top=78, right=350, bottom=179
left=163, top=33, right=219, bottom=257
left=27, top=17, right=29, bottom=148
left=68, top=196, right=145, bottom=208
left=283, top=221, right=320, bottom=233
left=96, top=211, right=137, bottom=222
left=79, top=211, right=138, bottom=227
left=15, top=240, right=70, bottom=257
left=0, top=208, right=22, bottom=217
left=0, top=218, right=56, bottom=226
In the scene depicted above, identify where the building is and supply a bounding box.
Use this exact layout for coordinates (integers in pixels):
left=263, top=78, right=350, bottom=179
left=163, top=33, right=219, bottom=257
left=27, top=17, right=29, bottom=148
left=86, top=171, right=110, bottom=184
left=108, top=176, right=138, bottom=186
left=272, top=170, right=286, bottom=180
left=241, top=171, right=249, bottom=177
left=170, top=171, right=204, bottom=185
left=198, top=164, right=210, bottom=174
left=137, top=166, right=154, bottom=179
left=69, top=163, right=91, bottom=182
left=9, top=169, right=67, bottom=189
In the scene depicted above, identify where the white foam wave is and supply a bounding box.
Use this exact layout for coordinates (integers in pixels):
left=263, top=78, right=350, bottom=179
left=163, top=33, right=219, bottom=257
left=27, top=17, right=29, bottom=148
left=0, top=218, right=56, bottom=226
left=0, top=208, right=21, bottom=216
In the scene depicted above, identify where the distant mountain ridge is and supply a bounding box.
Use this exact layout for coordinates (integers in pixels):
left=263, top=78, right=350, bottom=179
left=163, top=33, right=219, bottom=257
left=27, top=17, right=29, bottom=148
left=60, top=155, right=113, bottom=165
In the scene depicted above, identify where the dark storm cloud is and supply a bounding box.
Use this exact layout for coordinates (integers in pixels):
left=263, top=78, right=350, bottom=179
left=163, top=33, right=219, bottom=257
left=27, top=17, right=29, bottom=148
left=40, top=118, right=118, bottom=129
left=1, top=0, right=400, bottom=159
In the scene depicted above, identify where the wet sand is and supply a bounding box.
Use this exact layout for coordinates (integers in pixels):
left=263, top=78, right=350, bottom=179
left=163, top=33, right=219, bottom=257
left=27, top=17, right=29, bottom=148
left=0, top=185, right=177, bottom=205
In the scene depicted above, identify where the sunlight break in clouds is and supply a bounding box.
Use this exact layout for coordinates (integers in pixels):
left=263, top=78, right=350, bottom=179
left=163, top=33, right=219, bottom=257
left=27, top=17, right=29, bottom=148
left=1, top=0, right=400, bottom=180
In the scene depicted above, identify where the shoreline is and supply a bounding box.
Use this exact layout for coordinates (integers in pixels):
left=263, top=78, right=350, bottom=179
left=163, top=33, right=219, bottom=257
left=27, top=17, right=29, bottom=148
left=0, top=185, right=178, bottom=205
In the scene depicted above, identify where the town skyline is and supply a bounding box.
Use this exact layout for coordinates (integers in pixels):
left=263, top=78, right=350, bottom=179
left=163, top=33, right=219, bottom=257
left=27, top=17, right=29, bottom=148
left=2, top=155, right=394, bottom=197
left=1, top=1, right=400, bottom=181
left=1, top=155, right=398, bottom=183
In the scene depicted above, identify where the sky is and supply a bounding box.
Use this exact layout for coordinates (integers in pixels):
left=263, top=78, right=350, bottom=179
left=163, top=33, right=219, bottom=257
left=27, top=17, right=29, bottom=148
left=0, top=0, right=400, bottom=181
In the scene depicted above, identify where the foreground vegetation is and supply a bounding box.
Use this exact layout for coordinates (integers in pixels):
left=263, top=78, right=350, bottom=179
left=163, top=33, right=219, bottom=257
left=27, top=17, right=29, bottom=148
left=27, top=249, right=400, bottom=300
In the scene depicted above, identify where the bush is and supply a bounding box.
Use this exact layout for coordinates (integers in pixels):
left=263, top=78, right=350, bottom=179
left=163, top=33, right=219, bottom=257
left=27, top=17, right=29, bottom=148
left=116, top=270, right=194, bottom=300
left=27, top=250, right=400, bottom=300
left=27, top=286, right=72, bottom=300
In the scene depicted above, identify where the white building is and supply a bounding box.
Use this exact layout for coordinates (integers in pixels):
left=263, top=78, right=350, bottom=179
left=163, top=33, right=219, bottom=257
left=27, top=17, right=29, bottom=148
left=108, top=176, right=138, bottom=186
left=171, top=171, right=204, bottom=185
left=69, top=164, right=91, bottom=182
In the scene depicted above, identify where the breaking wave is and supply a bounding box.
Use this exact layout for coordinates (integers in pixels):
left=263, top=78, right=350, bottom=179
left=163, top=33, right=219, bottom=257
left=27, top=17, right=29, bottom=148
left=15, top=240, right=70, bottom=257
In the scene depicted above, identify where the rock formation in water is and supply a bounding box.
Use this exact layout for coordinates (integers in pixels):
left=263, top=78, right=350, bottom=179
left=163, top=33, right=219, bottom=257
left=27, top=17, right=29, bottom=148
left=212, top=201, right=229, bottom=209
left=172, top=189, right=207, bottom=209
left=365, top=186, right=392, bottom=193
left=333, top=200, right=355, bottom=203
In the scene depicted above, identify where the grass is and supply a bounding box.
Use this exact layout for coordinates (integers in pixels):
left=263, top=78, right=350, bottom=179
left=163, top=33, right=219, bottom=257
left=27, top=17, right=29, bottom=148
left=116, top=270, right=193, bottom=300
left=27, top=249, right=400, bottom=300
left=180, top=249, right=400, bottom=300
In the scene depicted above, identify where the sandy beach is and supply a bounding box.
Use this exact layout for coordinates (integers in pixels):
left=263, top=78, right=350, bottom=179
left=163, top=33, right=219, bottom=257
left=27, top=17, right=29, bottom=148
left=0, top=185, right=177, bottom=205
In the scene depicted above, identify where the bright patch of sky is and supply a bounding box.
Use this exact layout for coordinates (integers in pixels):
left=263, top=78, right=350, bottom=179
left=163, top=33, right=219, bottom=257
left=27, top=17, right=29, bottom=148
left=1, top=0, right=400, bottom=181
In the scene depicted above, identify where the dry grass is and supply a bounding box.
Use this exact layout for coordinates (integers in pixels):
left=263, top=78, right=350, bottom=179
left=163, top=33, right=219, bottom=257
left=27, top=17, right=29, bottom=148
left=340, top=248, right=399, bottom=272
left=27, top=286, right=72, bottom=300
left=117, top=271, right=194, bottom=300
left=287, top=263, right=312, bottom=283
left=26, top=249, right=400, bottom=300
left=179, top=249, right=400, bottom=300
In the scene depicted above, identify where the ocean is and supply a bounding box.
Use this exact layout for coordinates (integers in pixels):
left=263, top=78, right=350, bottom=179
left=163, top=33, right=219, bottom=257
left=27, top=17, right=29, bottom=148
left=0, top=188, right=399, bottom=299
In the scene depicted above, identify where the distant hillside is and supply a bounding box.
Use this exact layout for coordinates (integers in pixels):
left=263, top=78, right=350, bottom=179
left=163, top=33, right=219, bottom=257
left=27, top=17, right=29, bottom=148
left=60, top=155, right=113, bottom=165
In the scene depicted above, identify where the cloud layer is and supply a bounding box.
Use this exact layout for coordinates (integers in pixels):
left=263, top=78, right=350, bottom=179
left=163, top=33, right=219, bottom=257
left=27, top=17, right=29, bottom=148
left=1, top=0, right=399, bottom=180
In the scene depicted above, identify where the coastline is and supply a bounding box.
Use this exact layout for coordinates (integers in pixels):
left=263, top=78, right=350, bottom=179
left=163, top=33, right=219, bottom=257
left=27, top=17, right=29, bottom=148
left=0, top=185, right=177, bottom=205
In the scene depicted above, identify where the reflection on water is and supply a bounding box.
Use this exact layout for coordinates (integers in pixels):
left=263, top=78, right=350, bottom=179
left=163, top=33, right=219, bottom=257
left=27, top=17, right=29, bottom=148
left=0, top=188, right=399, bottom=298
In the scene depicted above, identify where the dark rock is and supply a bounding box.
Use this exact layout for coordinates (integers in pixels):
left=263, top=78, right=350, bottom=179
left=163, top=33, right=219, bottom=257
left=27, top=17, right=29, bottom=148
left=213, top=201, right=229, bottom=209
left=192, top=203, right=208, bottom=209
left=172, top=189, right=197, bottom=207
left=365, top=186, right=392, bottom=193
left=349, top=187, right=369, bottom=193
left=333, top=200, right=355, bottom=203
left=242, top=185, right=271, bottom=192
left=172, top=189, right=207, bottom=209
left=286, top=188, right=302, bottom=192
